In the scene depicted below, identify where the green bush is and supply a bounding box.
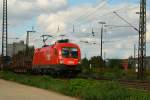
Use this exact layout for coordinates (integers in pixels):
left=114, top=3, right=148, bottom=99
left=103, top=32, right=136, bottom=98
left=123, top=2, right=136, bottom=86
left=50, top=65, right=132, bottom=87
left=67, top=80, right=129, bottom=100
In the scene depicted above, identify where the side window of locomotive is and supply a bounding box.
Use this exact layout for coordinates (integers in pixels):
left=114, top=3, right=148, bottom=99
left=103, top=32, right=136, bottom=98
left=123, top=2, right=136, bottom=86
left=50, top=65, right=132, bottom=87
left=71, top=48, right=78, bottom=58
left=62, top=48, right=70, bottom=58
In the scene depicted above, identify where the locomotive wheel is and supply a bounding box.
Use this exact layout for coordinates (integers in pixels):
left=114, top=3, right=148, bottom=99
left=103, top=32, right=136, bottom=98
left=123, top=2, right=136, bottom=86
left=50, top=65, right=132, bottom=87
left=49, top=69, right=61, bottom=78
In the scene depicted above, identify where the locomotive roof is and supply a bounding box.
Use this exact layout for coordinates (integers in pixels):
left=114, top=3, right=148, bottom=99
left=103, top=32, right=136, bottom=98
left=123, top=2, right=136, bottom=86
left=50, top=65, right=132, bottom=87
left=56, top=39, right=69, bottom=43
left=55, top=42, right=79, bottom=47
left=36, top=42, right=79, bottom=50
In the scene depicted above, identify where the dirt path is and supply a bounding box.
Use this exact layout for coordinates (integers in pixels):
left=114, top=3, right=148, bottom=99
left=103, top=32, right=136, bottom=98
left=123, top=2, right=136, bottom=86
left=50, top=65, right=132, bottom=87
left=0, top=79, right=78, bottom=100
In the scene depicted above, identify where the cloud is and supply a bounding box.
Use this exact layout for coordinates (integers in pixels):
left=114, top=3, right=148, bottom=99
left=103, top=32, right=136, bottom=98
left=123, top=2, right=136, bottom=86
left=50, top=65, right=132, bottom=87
left=147, top=22, right=150, bottom=41
left=0, top=0, right=68, bottom=26
left=36, top=2, right=148, bottom=58
left=0, top=0, right=150, bottom=58
left=37, top=2, right=140, bottom=36
left=37, top=4, right=95, bottom=33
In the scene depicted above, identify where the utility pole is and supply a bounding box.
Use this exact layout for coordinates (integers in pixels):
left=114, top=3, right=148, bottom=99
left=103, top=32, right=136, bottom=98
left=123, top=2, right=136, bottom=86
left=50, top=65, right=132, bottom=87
left=138, top=0, right=146, bottom=79
left=80, top=41, right=90, bottom=59
left=134, top=44, right=136, bottom=59
left=2, top=0, right=8, bottom=56
left=73, top=25, right=75, bottom=33
left=98, top=21, right=106, bottom=59
left=0, top=0, right=8, bottom=69
left=92, top=28, right=95, bottom=37
left=57, top=26, right=60, bottom=32
left=26, top=30, right=35, bottom=50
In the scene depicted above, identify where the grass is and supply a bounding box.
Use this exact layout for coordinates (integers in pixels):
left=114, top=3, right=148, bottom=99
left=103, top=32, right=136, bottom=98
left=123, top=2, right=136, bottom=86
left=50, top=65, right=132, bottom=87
left=0, top=71, right=150, bottom=100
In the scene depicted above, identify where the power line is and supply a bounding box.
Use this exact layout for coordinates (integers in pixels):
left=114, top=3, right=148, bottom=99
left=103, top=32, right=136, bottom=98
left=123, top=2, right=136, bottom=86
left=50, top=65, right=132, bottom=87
left=67, top=0, right=138, bottom=26
left=68, top=0, right=108, bottom=25
left=113, top=11, right=139, bottom=32
left=28, top=0, right=138, bottom=42
left=13, top=0, right=143, bottom=50
left=64, top=4, right=139, bottom=35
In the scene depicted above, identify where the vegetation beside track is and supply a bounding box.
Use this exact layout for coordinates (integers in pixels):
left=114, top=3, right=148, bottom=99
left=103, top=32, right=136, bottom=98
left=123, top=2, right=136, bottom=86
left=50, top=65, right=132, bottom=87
left=0, top=71, right=150, bottom=100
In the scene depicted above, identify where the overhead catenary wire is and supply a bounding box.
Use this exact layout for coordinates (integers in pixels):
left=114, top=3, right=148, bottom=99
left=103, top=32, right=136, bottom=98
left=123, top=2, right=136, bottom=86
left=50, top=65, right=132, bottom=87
left=21, top=0, right=136, bottom=39
left=113, top=11, right=139, bottom=32
left=63, top=5, right=139, bottom=36
left=13, top=0, right=141, bottom=49
left=67, top=0, right=107, bottom=24
left=68, top=1, right=138, bottom=28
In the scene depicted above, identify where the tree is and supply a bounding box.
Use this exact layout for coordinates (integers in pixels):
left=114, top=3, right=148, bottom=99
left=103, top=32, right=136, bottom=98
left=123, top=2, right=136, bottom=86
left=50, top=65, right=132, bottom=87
left=89, top=56, right=104, bottom=68
left=108, top=59, right=122, bottom=69
left=81, top=57, right=90, bottom=68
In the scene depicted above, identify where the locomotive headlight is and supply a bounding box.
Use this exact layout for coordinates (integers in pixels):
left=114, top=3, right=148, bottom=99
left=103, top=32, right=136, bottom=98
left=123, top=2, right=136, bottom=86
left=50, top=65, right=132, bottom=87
left=78, top=61, right=81, bottom=64
left=60, top=59, right=64, bottom=64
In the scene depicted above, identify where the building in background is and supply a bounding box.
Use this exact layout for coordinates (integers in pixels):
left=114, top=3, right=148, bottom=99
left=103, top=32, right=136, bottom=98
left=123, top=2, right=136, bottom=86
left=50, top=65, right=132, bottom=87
left=145, top=57, right=150, bottom=70
left=129, top=56, right=150, bottom=70
left=7, top=41, right=26, bottom=57
left=121, top=59, right=128, bottom=71
left=105, top=59, right=128, bottom=70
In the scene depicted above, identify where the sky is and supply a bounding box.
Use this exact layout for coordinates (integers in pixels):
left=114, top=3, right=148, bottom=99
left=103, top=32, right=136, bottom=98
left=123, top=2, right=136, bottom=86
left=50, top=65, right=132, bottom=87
left=0, top=0, right=150, bottom=59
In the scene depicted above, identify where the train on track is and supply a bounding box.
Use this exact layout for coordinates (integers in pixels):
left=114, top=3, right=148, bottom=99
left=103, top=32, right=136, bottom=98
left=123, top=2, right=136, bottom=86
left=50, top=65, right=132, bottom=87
left=2, top=39, right=81, bottom=77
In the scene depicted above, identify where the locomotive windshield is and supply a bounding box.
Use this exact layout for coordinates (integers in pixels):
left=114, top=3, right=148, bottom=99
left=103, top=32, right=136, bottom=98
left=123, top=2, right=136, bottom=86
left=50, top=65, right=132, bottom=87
left=62, top=47, right=78, bottom=58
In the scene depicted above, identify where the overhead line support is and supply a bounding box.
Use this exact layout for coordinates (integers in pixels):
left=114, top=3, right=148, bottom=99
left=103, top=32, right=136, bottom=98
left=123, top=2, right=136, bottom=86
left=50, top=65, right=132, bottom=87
left=138, top=0, right=146, bottom=79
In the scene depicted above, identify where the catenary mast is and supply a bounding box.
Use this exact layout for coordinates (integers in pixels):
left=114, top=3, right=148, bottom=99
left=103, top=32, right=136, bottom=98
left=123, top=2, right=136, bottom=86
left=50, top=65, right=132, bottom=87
left=138, top=0, right=146, bottom=79
left=2, top=0, right=8, bottom=56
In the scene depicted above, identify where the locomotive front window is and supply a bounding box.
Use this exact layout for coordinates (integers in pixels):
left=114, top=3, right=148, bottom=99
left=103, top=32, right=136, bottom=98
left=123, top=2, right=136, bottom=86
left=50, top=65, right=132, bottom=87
left=62, top=47, right=78, bottom=58
left=62, top=48, right=70, bottom=58
left=70, top=48, right=78, bottom=58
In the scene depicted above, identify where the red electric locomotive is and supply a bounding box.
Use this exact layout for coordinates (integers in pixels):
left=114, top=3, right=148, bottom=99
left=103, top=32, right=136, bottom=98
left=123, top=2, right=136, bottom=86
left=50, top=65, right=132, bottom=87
left=32, top=39, right=81, bottom=76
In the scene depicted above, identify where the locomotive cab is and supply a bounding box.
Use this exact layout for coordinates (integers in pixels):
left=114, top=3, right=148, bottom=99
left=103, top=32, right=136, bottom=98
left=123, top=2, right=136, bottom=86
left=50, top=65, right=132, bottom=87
left=60, top=47, right=80, bottom=66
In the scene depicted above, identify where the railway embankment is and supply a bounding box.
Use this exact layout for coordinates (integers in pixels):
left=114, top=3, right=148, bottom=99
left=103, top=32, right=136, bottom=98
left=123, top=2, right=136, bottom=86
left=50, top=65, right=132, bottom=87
left=0, top=71, right=150, bottom=100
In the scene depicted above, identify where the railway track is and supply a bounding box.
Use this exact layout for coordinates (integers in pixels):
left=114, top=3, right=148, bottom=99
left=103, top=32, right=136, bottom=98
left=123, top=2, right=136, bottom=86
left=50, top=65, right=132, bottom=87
left=95, top=78, right=150, bottom=91
left=79, top=74, right=150, bottom=91
left=118, top=80, right=150, bottom=91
